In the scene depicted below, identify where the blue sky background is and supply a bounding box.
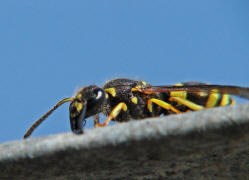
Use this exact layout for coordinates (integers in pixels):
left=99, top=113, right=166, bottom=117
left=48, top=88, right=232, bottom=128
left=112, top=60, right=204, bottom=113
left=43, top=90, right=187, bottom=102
left=0, top=1, right=248, bottom=143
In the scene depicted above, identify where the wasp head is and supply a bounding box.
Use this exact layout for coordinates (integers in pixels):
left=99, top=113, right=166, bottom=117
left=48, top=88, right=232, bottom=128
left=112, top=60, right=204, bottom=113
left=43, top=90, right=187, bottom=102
left=69, top=85, right=106, bottom=134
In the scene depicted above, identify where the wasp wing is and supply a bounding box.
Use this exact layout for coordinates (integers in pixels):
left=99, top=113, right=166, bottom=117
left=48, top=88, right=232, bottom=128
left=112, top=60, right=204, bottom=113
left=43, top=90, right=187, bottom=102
left=139, top=84, right=249, bottom=100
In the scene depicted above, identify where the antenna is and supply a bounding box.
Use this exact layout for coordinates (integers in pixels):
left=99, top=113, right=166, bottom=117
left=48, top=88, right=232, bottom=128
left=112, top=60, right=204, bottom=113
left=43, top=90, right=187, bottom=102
left=23, top=98, right=74, bottom=139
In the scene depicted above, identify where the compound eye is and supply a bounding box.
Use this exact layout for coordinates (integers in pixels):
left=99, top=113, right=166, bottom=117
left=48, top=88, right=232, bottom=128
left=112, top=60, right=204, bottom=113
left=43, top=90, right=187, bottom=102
left=94, top=88, right=104, bottom=100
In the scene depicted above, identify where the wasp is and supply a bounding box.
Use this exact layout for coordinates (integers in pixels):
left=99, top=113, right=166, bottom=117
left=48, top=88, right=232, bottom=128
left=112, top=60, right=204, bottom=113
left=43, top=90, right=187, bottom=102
left=23, top=78, right=249, bottom=138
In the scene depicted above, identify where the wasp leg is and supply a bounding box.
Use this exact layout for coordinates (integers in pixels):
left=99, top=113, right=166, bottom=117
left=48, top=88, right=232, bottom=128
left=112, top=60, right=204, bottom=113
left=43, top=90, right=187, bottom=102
left=147, top=98, right=181, bottom=114
left=94, top=114, right=100, bottom=127
left=95, top=102, right=128, bottom=127
left=169, top=97, right=204, bottom=111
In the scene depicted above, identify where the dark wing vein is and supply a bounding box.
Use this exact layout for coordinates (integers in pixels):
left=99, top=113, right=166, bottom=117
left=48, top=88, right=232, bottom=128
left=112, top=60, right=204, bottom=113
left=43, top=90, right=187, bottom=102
left=141, top=85, right=249, bottom=100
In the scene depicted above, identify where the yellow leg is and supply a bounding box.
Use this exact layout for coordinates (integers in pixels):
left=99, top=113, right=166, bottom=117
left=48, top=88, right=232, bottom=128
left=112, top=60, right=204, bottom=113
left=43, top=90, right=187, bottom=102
left=169, top=97, right=204, bottom=111
left=95, top=102, right=128, bottom=127
left=147, top=98, right=181, bottom=114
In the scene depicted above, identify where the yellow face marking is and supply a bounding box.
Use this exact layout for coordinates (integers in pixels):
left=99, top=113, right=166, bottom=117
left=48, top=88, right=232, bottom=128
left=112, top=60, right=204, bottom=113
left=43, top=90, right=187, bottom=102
left=75, top=102, right=83, bottom=112
left=131, top=97, right=138, bottom=104
left=105, top=93, right=109, bottom=99
left=206, top=90, right=220, bottom=108
left=104, top=88, right=116, bottom=97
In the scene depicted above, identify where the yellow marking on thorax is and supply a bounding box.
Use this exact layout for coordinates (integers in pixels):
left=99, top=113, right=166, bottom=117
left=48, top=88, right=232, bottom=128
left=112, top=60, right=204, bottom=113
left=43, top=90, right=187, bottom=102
left=105, top=93, right=109, bottom=99
left=206, top=90, right=220, bottom=108
left=131, top=85, right=144, bottom=92
left=104, top=88, right=116, bottom=97
left=173, top=83, right=183, bottom=86
left=142, top=81, right=147, bottom=85
left=131, top=87, right=139, bottom=92
left=131, top=97, right=138, bottom=104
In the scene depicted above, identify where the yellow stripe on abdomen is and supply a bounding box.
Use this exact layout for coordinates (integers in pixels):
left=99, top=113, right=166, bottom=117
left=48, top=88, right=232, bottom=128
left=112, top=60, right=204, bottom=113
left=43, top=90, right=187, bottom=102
left=170, top=91, right=187, bottom=99
left=220, top=94, right=236, bottom=106
left=171, top=83, right=187, bottom=99
left=205, top=91, right=221, bottom=108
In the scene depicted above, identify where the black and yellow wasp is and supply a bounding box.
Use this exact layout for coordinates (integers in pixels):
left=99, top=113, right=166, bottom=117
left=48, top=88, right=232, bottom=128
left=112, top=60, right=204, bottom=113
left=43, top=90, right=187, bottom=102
left=23, top=78, right=249, bottom=138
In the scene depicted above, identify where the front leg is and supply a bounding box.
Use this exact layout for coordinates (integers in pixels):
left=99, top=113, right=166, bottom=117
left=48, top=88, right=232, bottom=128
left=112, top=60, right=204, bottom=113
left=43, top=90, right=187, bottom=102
left=95, top=102, right=127, bottom=127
